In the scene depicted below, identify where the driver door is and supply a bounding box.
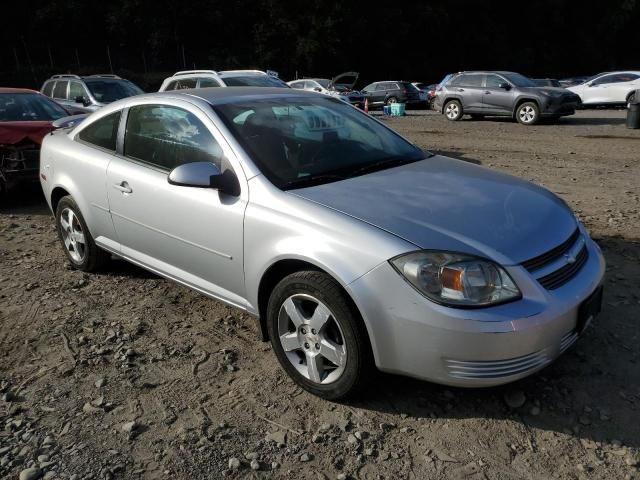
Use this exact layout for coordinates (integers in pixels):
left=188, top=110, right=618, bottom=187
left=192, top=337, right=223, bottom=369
left=106, top=102, right=248, bottom=307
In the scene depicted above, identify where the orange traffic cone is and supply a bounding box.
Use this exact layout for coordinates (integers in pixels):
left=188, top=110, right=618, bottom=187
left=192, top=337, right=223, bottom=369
left=364, top=97, right=369, bottom=113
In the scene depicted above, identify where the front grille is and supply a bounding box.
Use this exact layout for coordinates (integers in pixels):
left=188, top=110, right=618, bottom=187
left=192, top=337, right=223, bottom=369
left=445, top=350, right=550, bottom=380
left=537, top=244, right=589, bottom=290
left=522, top=228, right=579, bottom=272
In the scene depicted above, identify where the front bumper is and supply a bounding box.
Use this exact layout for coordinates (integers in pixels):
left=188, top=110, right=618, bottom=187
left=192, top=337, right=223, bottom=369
left=347, top=233, right=605, bottom=387
left=540, top=96, right=580, bottom=117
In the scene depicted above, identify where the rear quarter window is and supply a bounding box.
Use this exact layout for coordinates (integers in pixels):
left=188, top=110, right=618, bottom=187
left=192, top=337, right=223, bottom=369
left=77, top=111, right=121, bottom=151
left=53, top=81, right=68, bottom=99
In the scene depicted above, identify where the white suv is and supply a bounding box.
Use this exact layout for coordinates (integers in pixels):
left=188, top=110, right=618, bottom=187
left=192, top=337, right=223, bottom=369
left=159, top=69, right=288, bottom=91
left=567, top=71, right=640, bottom=107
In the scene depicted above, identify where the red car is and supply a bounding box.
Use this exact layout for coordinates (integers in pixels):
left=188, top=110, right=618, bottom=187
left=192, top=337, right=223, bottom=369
left=0, top=88, right=69, bottom=195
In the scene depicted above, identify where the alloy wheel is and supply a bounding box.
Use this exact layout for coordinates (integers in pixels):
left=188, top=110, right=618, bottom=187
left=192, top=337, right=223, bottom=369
left=519, top=105, right=536, bottom=124
left=277, top=294, right=347, bottom=384
left=59, top=207, right=86, bottom=263
left=446, top=103, right=460, bottom=119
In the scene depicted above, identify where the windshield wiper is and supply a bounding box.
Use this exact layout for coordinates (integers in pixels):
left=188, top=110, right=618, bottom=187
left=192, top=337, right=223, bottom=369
left=283, top=173, right=346, bottom=190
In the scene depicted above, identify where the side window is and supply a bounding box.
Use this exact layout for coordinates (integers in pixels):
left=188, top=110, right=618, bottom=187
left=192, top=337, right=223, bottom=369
left=124, top=105, right=223, bottom=171
left=289, top=81, right=304, bottom=89
left=52, top=81, right=68, bottom=99
left=485, top=75, right=504, bottom=88
left=174, top=78, right=197, bottom=89
left=42, top=82, right=54, bottom=97
left=375, top=83, right=387, bottom=91
left=69, top=82, right=87, bottom=102
left=77, top=111, right=121, bottom=151
left=458, top=74, right=483, bottom=87
left=611, top=73, right=639, bottom=83
left=362, top=83, right=375, bottom=92
left=592, top=74, right=617, bottom=86
left=198, top=77, right=221, bottom=88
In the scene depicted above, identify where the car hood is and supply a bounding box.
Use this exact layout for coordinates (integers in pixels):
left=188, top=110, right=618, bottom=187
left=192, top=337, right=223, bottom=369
left=329, top=71, right=359, bottom=90
left=519, top=86, right=572, bottom=95
left=0, top=121, right=55, bottom=146
left=290, top=156, right=577, bottom=265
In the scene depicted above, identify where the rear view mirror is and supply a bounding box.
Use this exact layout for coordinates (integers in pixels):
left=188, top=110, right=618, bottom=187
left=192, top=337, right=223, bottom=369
left=75, top=95, right=90, bottom=106
left=168, top=161, right=240, bottom=196
left=498, top=82, right=511, bottom=90
left=313, top=87, right=322, bottom=92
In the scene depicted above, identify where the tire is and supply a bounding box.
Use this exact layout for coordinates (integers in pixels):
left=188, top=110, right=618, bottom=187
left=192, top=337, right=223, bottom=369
left=627, top=92, right=636, bottom=109
left=385, top=96, right=398, bottom=105
left=444, top=100, right=463, bottom=121
left=516, top=101, right=539, bottom=125
left=266, top=270, right=372, bottom=400
left=55, top=195, right=110, bottom=272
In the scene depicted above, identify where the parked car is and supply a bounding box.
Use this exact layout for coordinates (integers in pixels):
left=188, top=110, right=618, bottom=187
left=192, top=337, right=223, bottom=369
left=411, top=82, right=430, bottom=102
left=567, top=71, right=640, bottom=107
left=361, top=81, right=422, bottom=108
left=532, top=78, right=562, bottom=88
left=558, top=76, right=591, bottom=88
left=41, top=74, right=144, bottom=113
left=0, top=88, right=71, bottom=195
left=159, top=69, right=289, bottom=91
left=434, top=71, right=580, bottom=125
left=40, top=87, right=604, bottom=399
left=288, top=72, right=365, bottom=107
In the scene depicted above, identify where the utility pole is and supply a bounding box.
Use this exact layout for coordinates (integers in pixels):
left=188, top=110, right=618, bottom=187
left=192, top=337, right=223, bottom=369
left=182, top=45, right=186, bottom=68
left=13, top=47, right=20, bottom=70
left=75, top=48, right=81, bottom=70
left=141, top=50, right=148, bottom=74
left=47, top=45, right=54, bottom=68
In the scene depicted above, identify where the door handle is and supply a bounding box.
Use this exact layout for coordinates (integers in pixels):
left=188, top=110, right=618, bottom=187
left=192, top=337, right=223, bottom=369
left=457, top=88, right=465, bottom=92
left=484, top=91, right=491, bottom=94
left=112, top=181, right=132, bottom=194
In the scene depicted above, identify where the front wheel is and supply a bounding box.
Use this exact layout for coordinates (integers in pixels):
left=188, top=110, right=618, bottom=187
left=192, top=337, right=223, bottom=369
left=267, top=271, right=372, bottom=400
left=385, top=96, right=398, bottom=105
left=444, top=100, right=463, bottom=121
left=55, top=196, right=110, bottom=272
left=516, top=102, right=539, bottom=125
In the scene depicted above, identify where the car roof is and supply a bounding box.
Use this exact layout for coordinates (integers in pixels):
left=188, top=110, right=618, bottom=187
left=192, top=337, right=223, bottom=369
left=154, top=87, right=327, bottom=105
left=0, top=88, right=40, bottom=94
left=458, top=71, right=519, bottom=76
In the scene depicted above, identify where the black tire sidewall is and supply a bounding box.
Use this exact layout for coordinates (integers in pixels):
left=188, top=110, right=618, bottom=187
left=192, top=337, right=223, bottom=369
left=55, top=196, right=105, bottom=271
left=517, top=101, right=539, bottom=125
left=386, top=96, right=398, bottom=105
left=266, top=271, right=370, bottom=400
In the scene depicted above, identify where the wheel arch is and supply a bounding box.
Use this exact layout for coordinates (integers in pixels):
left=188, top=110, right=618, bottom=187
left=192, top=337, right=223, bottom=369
left=441, top=96, right=462, bottom=113
left=513, top=97, right=540, bottom=117
left=51, top=186, right=71, bottom=213
left=256, top=258, right=373, bottom=356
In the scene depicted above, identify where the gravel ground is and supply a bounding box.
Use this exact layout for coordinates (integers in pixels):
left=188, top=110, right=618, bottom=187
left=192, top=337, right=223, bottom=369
left=1, top=109, right=639, bottom=480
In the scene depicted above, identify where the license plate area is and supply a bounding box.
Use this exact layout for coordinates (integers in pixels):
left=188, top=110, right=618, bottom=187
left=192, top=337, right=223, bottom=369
left=577, top=285, right=603, bottom=334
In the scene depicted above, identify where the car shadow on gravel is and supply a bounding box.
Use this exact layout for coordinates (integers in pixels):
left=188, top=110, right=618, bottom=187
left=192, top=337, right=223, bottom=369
left=350, top=235, right=640, bottom=448
left=430, top=150, right=482, bottom=165
left=562, top=116, right=628, bottom=126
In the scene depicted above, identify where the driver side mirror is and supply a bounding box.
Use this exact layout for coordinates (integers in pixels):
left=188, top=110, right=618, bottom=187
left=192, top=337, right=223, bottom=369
left=313, top=87, right=322, bottom=92
left=168, top=161, right=240, bottom=196
left=498, top=82, right=511, bottom=90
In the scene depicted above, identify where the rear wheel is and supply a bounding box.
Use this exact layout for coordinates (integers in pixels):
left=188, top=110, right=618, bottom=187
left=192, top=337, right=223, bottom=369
left=516, top=102, right=539, bottom=125
left=385, top=96, right=398, bottom=105
left=444, top=100, right=463, bottom=121
left=628, top=92, right=636, bottom=108
left=55, top=196, right=110, bottom=272
left=267, top=271, right=372, bottom=400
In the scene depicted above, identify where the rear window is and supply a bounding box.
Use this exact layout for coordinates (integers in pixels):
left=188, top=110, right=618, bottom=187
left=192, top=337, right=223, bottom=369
left=42, top=82, right=54, bottom=97
left=53, top=81, right=68, bottom=99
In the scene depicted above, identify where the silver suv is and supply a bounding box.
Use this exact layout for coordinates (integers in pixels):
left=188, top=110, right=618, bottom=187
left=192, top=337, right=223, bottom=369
left=434, top=71, right=580, bottom=125
left=41, top=74, right=144, bottom=113
left=159, top=69, right=289, bottom=91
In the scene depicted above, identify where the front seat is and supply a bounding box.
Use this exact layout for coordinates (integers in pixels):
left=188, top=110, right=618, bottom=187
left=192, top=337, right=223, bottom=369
left=241, top=110, right=292, bottom=176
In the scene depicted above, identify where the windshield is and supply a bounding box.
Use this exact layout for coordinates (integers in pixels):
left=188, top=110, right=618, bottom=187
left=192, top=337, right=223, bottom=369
left=314, top=79, right=331, bottom=88
left=502, top=73, right=536, bottom=87
left=0, top=93, right=68, bottom=122
left=84, top=79, right=143, bottom=103
left=214, top=97, right=425, bottom=190
left=222, top=75, right=289, bottom=87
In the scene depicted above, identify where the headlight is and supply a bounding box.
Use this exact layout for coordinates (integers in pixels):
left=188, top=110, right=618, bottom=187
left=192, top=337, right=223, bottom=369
left=390, top=251, right=521, bottom=307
